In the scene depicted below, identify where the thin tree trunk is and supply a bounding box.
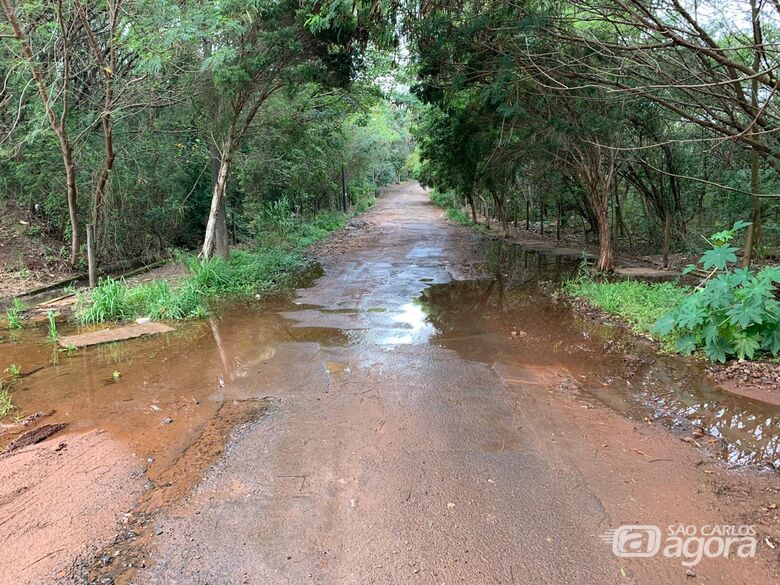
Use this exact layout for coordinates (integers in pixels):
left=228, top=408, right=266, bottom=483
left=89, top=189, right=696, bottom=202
left=526, top=199, right=530, bottom=230
left=662, top=208, right=671, bottom=268
left=77, top=0, right=117, bottom=239
left=341, top=163, right=348, bottom=212
left=467, top=193, right=477, bottom=222
left=202, top=147, right=231, bottom=260
left=3, top=0, right=80, bottom=266
left=594, top=200, right=613, bottom=272
left=63, top=142, right=79, bottom=266
left=742, top=0, right=763, bottom=267
left=742, top=147, right=762, bottom=267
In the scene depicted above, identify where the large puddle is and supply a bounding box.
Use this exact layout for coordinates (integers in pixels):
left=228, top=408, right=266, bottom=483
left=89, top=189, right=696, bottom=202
left=425, top=241, right=780, bottom=470
left=1, top=240, right=778, bottom=482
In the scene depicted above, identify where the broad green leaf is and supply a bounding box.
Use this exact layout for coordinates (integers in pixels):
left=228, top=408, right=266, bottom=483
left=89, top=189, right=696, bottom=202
left=701, top=246, right=738, bottom=271
left=676, top=298, right=707, bottom=329
left=652, top=313, right=677, bottom=336
left=727, top=301, right=764, bottom=328
left=761, top=327, right=780, bottom=356
left=675, top=335, right=697, bottom=355
left=732, top=334, right=760, bottom=360
left=704, top=337, right=731, bottom=363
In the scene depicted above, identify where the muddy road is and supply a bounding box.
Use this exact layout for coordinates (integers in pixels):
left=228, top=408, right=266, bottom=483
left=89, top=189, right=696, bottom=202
left=1, top=183, right=779, bottom=585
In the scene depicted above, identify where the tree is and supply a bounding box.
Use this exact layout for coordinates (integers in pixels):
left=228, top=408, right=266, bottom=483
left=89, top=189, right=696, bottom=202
left=197, top=0, right=357, bottom=260
left=2, top=0, right=80, bottom=266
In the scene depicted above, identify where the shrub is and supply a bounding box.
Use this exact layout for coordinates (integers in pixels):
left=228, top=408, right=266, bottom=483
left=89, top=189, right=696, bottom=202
left=76, top=206, right=348, bottom=325
left=430, top=189, right=474, bottom=226
left=652, top=221, right=780, bottom=362
left=259, top=196, right=296, bottom=239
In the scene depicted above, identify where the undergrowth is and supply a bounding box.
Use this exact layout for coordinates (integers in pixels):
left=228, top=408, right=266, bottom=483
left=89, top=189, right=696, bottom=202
left=76, top=210, right=350, bottom=324
left=564, top=276, right=688, bottom=341
left=429, top=189, right=475, bottom=226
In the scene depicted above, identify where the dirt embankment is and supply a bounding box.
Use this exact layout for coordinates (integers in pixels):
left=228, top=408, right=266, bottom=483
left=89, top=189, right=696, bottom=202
left=0, top=201, right=73, bottom=301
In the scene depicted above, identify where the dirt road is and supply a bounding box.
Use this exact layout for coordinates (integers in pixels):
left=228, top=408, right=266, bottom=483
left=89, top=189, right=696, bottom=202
left=132, top=183, right=777, bottom=584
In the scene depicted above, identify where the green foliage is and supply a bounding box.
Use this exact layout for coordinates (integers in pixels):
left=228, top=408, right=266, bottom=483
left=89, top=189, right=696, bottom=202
left=0, top=0, right=407, bottom=269
left=0, top=381, right=13, bottom=420
left=76, top=208, right=347, bottom=324
left=5, top=299, right=24, bottom=330
left=429, top=189, right=474, bottom=226
left=4, top=364, right=21, bottom=380
left=46, top=311, right=58, bottom=343
left=652, top=222, right=780, bottom=362
left=564, top=278, right=688, bottom=335
left=259, top=196, right=296, bottom=239
left=289, top=211, right=348, bottom=247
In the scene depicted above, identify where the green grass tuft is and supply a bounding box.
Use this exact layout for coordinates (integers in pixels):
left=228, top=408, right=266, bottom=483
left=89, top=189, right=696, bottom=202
left=5, top=299, right=24, bottom=330
left=564, top=277, right=688, bottom=335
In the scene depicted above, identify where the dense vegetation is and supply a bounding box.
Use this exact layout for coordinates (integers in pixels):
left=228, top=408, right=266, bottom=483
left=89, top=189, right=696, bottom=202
left=408, top=0, right=780, bottom=273
left=0, top=0, right=412, bottom=269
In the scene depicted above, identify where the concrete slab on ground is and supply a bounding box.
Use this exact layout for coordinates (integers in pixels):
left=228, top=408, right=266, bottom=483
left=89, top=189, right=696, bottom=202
left=58, top=322, right=174, bottom=348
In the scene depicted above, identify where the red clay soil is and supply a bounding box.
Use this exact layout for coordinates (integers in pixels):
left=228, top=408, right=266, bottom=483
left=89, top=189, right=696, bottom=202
left=0, top=430, right=143, bottom=585
left=133, top=183, right=779, bottom=585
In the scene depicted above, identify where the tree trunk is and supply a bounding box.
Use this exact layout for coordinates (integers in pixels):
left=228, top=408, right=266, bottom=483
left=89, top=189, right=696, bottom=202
left=202, top=148, right=231, bottom=260
left=62, top=140, right=80, bottom=266
left=77, top=0, right=117, bottom=245
left=467, top=193, right=477, bottom=222
left=489, top=187, right=509, bottom=237
left=742, top=0, right=763, bottom=268
left=3, top=0, right=80, bottom=266
left=556, top=200, right=562, bottom=242
left=208, top=147, right=229, bottom=260
left=341, top=163, right=348, bottom=212
left=742, top=146, right=762, bottom=267
left=215, top=194, right=229, bottom=260
left=594, top=199, right=613, bottom=272
left=662, top=208, right=671, bottom=268
left=526, top=199, right=530, bottom=230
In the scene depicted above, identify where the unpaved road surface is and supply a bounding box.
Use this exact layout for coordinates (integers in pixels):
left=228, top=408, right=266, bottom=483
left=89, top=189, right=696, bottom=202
left=133, top=184, right=778, bottom=584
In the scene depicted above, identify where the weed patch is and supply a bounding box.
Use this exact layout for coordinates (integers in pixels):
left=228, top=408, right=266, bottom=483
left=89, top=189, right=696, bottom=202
left=76, top=210, right=350, bottom=324
left=564, top=277, right=688, bottom=337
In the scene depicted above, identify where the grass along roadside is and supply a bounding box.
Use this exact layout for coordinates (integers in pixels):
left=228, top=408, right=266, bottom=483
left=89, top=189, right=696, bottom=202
left=429, top=189, right=477, bottom=226
left=563, top=277, right=688, bottom=341
left=75, top=210, right=352, bottom=324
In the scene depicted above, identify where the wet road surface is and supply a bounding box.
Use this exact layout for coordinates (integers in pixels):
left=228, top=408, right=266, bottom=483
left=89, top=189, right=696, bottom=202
left=130, top=183, right=777, bottom=585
